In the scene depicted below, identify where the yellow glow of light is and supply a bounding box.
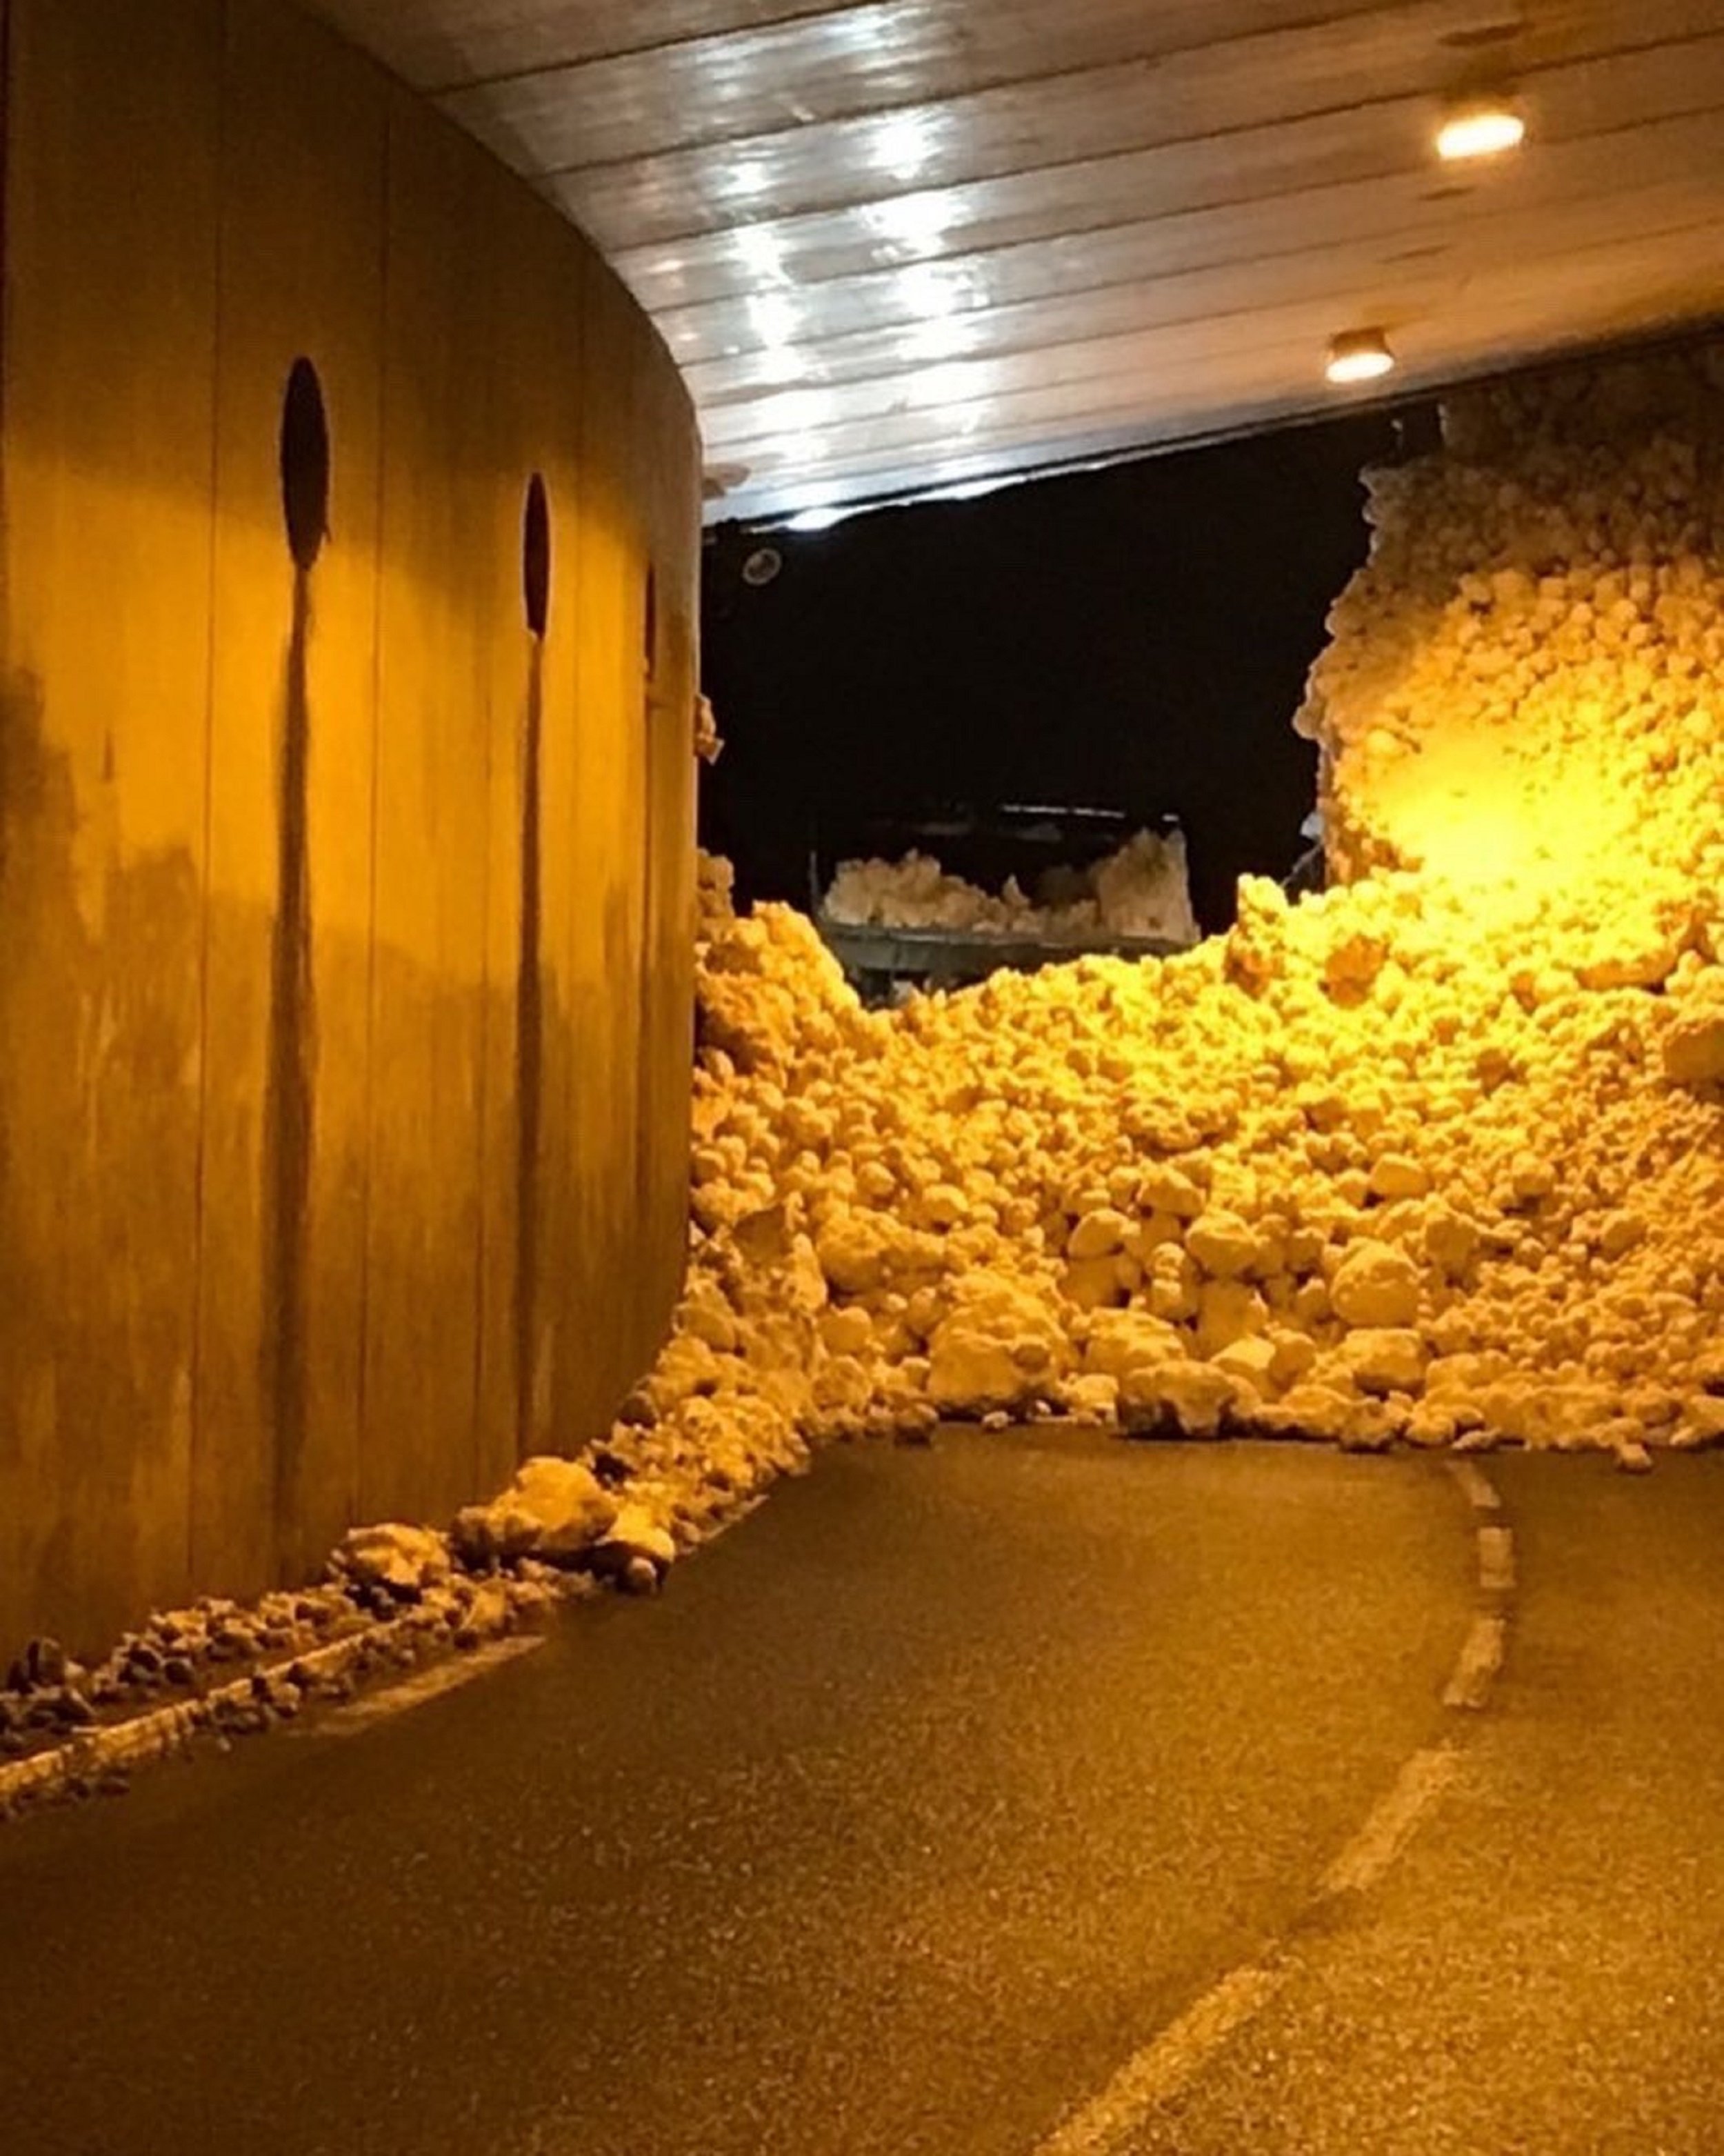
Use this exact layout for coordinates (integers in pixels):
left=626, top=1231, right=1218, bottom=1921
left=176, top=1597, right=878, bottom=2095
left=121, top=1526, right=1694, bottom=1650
left=1436, top=101, right=1526, bottom=161
left=1325, top=329, right=1396, bottom=386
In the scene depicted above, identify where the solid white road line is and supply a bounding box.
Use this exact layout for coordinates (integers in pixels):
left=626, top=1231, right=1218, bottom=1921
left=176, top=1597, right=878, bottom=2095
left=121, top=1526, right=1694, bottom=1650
left=305, top=1635, right=545, bottom=1737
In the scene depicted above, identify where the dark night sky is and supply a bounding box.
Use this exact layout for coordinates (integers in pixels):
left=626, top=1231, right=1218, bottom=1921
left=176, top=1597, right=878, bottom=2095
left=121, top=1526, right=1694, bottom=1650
left=700, top=403, right=1408, bottom=932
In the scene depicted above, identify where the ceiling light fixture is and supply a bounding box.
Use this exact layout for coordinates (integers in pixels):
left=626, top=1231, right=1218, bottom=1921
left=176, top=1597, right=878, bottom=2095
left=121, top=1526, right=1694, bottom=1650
left=1436, top=95, right=1525, bottom=161
left=1325, top=328, right=1397, bottom=387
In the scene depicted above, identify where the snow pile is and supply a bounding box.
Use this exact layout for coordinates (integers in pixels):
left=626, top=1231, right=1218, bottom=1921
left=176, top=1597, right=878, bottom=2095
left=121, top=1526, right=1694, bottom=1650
left=663, top=858, right=1722, bottom=1473
left=824, top=826, right=1199, bottom=945
left=3, top=1459, right=689, bottom=1786
left=1302, top=348, right=1724, bottom=908
left=610, top=350, right=1724, bottom=1489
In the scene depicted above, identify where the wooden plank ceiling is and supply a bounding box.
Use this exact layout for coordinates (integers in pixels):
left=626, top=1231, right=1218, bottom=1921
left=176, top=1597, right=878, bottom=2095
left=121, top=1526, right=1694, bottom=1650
left=306, top=0, right=1724, bottom=523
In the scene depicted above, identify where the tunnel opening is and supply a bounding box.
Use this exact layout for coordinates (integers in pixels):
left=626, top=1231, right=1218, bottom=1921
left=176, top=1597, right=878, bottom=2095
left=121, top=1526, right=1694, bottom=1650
left=700, top=406, right=1399, bottom=1004
left=699, top=406, right=1401, bottom=981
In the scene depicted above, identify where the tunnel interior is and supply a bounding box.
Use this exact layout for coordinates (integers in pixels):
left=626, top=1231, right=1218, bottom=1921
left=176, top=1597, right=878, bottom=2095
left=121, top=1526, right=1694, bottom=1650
left=0, top=0, right=1720, bottom=1705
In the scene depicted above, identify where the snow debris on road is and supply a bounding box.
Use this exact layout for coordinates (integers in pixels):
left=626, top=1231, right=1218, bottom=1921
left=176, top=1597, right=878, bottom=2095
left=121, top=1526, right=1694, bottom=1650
left=450, top=1457, right=617, bottom=1571
left=1, top=1562, right=572, bottom=1786
left=627, top=350, right=1724, bottom=1490
left=825, top=826, right=1199, bottom=944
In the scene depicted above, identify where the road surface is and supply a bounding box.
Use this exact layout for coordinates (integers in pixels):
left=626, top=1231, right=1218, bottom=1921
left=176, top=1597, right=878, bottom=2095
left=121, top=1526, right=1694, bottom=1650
left=0, top=1433, right=1720, bottom=2155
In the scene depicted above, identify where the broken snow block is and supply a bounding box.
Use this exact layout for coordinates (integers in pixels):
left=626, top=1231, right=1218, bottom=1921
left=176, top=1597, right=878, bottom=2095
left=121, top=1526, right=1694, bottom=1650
left=590, top=1504, right=679, bottom=1584
left=339, top=1524, right=452, bottom=1599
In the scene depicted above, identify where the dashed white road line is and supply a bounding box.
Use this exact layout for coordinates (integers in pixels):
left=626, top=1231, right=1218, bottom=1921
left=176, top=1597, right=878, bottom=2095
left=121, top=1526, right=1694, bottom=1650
left=1447, top=1458, right=1503, bottom=1515
left=1443, top=1610, right=1507, bottom=1710
left=1476, top=1523, right=1516, bottom=1595
left=1318, top=1744, right=1461, bottom=1897
left=303, top=1635, right=545, bottom=1737
left=1030, top=1964, right=1288, bottom=2156
left=1030, top=1721, right=1468, bottom=2156
left=1030, top=1455, right=1516, bottom=2155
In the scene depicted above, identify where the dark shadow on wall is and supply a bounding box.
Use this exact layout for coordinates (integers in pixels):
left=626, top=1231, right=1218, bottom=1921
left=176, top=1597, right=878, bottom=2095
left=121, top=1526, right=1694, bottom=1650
left=635, top=721, right=656, bottom=1228
left=514, top=636, right=543, bottom=1455
left=0, top=667, right=204, bottom=1657
left=0, top=670, right=85, bottom=1635
left=262, top=564, right=316, bottom=1568
left=604, top=875, right=639, bottom=1375
left=264, top=357, right=330, bottom=1571
left=513, top=472, right=552, bottom=1459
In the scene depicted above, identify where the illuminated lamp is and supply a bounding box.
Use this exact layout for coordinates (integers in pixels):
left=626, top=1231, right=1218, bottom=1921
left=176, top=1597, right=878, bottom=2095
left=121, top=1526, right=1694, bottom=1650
left=1436, top=97, right=1526, bottom=161
left=1325, top=328, right=1397, bottom=387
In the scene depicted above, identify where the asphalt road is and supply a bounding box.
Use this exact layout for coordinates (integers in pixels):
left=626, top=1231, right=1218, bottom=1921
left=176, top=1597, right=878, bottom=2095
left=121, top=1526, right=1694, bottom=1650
left=1122, top=1452, right=1724, bottom=2156
left=0, top=1434, right=1719, bottom=2155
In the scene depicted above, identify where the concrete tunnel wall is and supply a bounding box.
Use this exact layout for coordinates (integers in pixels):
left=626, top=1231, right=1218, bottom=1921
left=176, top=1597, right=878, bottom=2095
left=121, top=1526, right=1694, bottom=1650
left=0, top=0, right=703, bottom=1659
